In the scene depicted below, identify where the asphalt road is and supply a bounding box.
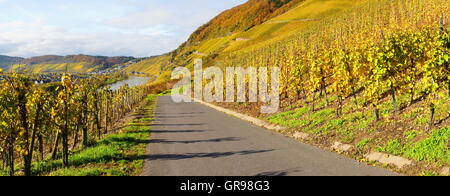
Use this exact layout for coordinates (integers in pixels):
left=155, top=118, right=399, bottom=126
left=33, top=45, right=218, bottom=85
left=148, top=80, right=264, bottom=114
left=141, top=96, right=397, bottom=176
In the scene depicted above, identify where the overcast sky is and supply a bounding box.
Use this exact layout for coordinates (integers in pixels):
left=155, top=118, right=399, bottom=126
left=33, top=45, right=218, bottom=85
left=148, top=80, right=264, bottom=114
left=0, top=0, right=246, bottom=58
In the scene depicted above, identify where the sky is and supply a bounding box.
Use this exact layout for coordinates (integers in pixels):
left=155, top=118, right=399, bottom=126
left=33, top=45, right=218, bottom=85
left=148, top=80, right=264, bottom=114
left=0, top=0, right=246, bottom=58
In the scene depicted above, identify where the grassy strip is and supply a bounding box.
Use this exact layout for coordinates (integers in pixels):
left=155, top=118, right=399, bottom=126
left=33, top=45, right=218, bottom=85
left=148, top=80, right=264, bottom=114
left=31, top=95, right=156, bottom=176
left=266, top=91, right=449, bottom=175
left=377, top=127, right=450, bottom=165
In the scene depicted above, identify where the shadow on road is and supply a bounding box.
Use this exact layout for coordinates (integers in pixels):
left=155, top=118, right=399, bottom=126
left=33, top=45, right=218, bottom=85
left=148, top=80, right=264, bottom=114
left=153, top=112, right=204, bottom=115
left=140, top=149, right=275, bottom=161
left=150, top=129, right=207, bottom=134
left=151, top=123, right=207, bottom=127
left=255, top=168, right=303, bottom=176
left=148, top=137, right=242, bottom=144
left=153, top=115, right=199, bottom=118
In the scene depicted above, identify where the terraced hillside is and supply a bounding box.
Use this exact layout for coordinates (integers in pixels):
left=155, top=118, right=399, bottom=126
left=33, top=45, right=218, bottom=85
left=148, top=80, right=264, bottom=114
left=188, top=0, right=304, bottom=43
left=130, top=0, right=363, bottom=75
left=162, top=0, right=369, bottom=70
left=134, top=0, right=450, bottom=175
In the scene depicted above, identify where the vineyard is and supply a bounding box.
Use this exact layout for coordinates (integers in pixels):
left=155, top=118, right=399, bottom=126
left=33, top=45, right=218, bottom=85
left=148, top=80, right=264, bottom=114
left=0, top=73, right=153, bottom=176
left=0, top=0, right=448, bottom=176
left=185, top=0, right=449, bottom=174
left=215, top=0, right=449, bottom=125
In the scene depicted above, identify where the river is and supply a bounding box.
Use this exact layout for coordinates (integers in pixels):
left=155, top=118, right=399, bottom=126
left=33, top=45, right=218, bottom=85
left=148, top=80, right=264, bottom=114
left=108, top=76, right=151, bottom=91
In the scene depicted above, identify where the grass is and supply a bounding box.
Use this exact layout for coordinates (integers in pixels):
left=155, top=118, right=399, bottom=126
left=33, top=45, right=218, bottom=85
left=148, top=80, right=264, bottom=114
left=356, top=138, right=372, bottom=149
left=269, top=105, right=337, bottom=135
left=421, top=171, right=439, bottom=176
left=307, top=109, right=334, bottom=132
left=404, top=127, right=450, bottom=164
left=404, top=130, right=421, bottom=140
left=31, top=95, right=157, bottom=176
left=269, top=101, right=346, bottom=134
left=375, top=127, right=450, bottom=165
left=376, top=139, right=404, bottom=156
left=267, top=105, right=311, bottom=127
left=265, top=87, right=449, bottom=175
left=315, top=119, right=346, bottom=136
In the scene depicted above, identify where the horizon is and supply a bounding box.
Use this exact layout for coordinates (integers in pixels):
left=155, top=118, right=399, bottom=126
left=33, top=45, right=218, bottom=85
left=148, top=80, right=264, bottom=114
left=0, top=0, right=246, bottom=58
left=0, top=53, right=141, bottom=59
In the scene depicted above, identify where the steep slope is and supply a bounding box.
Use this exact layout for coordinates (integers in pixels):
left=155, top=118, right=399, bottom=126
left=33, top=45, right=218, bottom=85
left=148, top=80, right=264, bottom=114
left=125, top=55, right=166, bottom=76
left=127, top=1, right=307, bottom=79
left=167, top=0, right=364, bottom=70
left=188, top=0, right=304, bottom=43
left=129, top=0, right=363, bottom=74
left=223, top=0, right=366, bottom=52
left=125, top=55, right=175, bottom=84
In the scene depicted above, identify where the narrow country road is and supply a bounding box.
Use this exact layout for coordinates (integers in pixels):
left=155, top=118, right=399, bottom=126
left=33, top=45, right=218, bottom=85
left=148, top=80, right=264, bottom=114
left=141, top=96, right=397, bottom=176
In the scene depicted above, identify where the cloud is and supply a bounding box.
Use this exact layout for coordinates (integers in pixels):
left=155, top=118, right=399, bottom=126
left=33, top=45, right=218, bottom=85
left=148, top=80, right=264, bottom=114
left=0, top=40, right=20, bottom=54
left=0, top=21, right=183, bottom=57
left=106, top=0, right=246, bottom=31
left=0, top=0, right=246, bottom=58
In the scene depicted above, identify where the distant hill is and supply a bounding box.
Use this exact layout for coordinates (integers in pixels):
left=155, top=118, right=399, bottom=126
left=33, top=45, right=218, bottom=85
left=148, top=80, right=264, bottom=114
left=0, top=55, right=24, bottom=70
left=21, top=55, right=134, bottom=66
left=6, top=55, right=135, bottom=73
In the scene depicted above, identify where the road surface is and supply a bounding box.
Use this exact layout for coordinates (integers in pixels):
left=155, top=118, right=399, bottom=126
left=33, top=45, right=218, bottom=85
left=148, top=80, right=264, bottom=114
left=141, top=96, right=397, bottom=176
